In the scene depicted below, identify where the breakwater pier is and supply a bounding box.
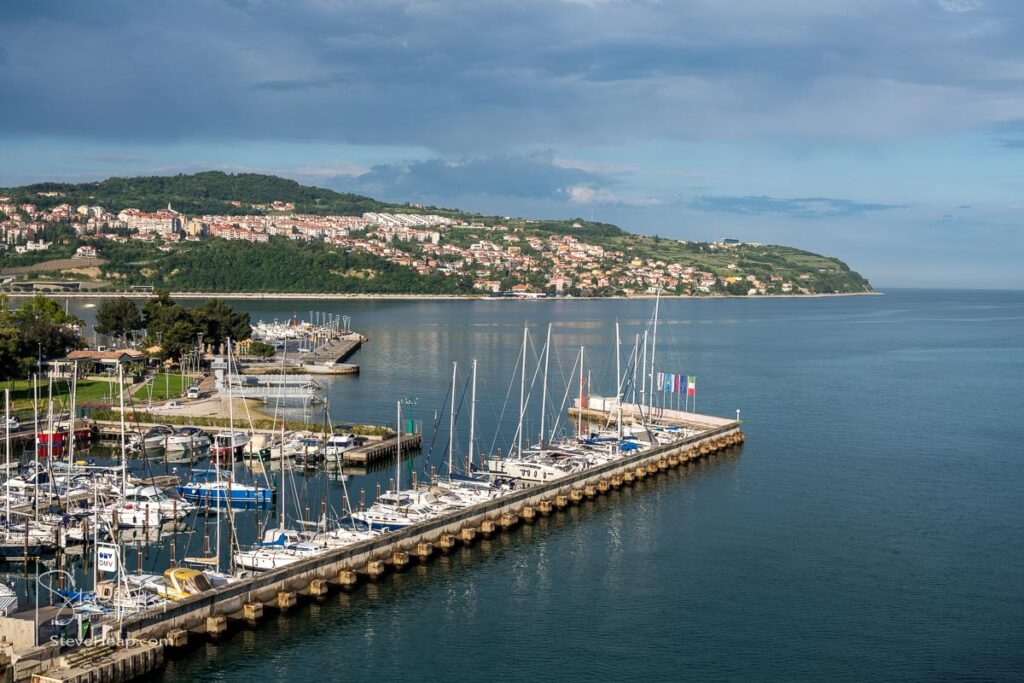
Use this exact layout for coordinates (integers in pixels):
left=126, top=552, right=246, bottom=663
left=2, top=411, right=743, bottom=682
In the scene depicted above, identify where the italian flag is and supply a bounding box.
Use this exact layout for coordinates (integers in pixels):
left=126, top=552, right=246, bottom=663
left=687, top=376, right=696, bottom=396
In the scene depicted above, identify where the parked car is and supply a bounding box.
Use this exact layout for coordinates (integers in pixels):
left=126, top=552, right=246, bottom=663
left=186, top=386, right=201, bottom=399
left=4, top=417, right=19, bottom=431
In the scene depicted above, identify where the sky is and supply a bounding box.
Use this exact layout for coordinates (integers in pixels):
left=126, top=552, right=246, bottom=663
left=1, top=0, right=1023, bottom=288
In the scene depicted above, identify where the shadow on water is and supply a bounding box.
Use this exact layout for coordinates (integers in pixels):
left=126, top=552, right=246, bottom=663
left=158, top=445, right=744, bottom=680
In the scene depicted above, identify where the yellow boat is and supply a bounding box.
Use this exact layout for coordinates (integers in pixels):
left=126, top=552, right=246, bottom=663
left=156, top=567, right=214, bottom=601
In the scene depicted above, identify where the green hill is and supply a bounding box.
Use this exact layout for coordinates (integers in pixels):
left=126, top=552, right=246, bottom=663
left=0, top=172, right=872, bottom=296
left=6, top=171, right=394, bottom=216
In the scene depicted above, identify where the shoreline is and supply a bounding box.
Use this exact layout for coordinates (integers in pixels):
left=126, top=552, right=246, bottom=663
left=5, top=290, right=882, bottom=301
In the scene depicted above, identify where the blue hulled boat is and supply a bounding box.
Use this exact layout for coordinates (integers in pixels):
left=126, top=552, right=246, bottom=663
left=176, top=469, right=274, bottom=509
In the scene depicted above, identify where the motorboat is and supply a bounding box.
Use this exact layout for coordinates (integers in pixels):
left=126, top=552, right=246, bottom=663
left=122, top=485, right=195, bottom=520
left=350, top=490, right=443, bottom=531
left=266, top=432, right=322, bottom=461
left=153, top=568, right=215, bottom=601
left=97, top=500, right=166, bottom=529
left=210, top=431, right=250, bottom=459
left=36, top=425, right=93, bottom=458
left=323, top=433, right=356, bottom=457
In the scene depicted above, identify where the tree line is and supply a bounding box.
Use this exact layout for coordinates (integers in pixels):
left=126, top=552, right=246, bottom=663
left=0, top=291, right=257, bottom=380
left=0, top=294, right=85, bottom=379
left=96, top=292, right=252, bottom=360
left=97, top=238, right=473, bottom=294
left=4, top=171, right=392, bottom=216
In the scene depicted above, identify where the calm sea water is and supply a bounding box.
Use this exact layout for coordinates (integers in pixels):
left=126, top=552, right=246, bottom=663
left=56, top=291, right=1024, bottom=679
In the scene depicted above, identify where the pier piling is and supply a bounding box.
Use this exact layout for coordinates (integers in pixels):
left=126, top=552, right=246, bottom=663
left=243, top=602, right=263, bottom=623
left=277, top=591, right=297, bottom=611
left=390, top=551, right=410, bottom=570
left=165, top=629, right=189, bottom=649
left=364, top=561, right=386, bottom=581
left=336, top=569, right=359, bottom=589
left=308, top=579, right=330, bottom=599
left=206, top=615, right=228, bottom=639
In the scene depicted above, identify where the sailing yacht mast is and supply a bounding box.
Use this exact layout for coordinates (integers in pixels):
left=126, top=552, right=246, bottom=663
left=648, top=290, right=661, bottom=415
left=467, top=359, right=477, bottom=472
left=118, top=364, right=126, bottom=492
left=47, top=376, right=53, bottom=464
left=577, top=346, right=584, bottom=436
left=517, top=326, right=527, bottom=458
left=395, top=400, right=402, bottom=492
left=447, top=361, right=457, bottom=478
left=279, top=343, right=287, bottom=534
left=632, top=333, right=639, bottom=405
left=540, top=323, right=551, bottom=452
left=67, top=362, right=78, bottom=469
left=640, top=331, right=648, bottom=413
left=219, top=338, right=232, bottom=574
left=32, top=375, right=38, bottom=520
left=5, top=390, right=10, bottom=521
left=615, top=321, right=623, bottom=439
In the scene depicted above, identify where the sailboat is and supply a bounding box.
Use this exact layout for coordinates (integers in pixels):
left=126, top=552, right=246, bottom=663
left=234, top=346, right=329, bottom=571
left=351, top=401, right=444, bottom=531
left=484, top=325, right=579, bottom=485
left=177, top=339, right=274, bottom=508
left=97, top=366, right=168, bottom=529
left=432, top=359, right=505, bottom=506
left=0, top=389, right=60, bottom=558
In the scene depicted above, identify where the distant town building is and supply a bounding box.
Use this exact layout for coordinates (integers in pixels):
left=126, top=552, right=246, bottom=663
left=118, top=205, right=181, bottom=234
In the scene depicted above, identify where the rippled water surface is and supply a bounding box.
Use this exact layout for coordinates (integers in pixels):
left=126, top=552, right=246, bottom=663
left=62, top=290, right=1024, bottom=680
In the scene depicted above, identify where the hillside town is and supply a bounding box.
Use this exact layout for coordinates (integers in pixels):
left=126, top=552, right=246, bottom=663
left=1, top=193, right=831, bottom=296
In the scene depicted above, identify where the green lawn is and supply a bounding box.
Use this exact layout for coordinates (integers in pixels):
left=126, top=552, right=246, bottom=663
left=1, top=373, right=197, bottom=414
left=2, top=378, right=121, bottom=413
left=135, top=373, right=191, bottom=402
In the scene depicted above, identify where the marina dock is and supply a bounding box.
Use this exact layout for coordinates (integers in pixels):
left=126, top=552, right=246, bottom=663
left=221, top=374, right=323, bottom=404
left=340, top=432, right=423, bottom=465
left=296, top=334, right=363, bottom=375
left=5, top=410, right=744, bottom=682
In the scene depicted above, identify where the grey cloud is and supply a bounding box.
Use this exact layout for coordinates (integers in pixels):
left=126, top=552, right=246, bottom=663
left=328, top=153, right=616, bottom=203
left=690, top=195, right=906, bottom=218
left=2, top=1, right=1024, bottom=150
left=991, top=120, right=1024, bottom=147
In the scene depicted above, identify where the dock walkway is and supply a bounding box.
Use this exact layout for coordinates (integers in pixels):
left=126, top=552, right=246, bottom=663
left=342, top=433, right=423, bottom=465
left=296, top=334, right=362, bottom=374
